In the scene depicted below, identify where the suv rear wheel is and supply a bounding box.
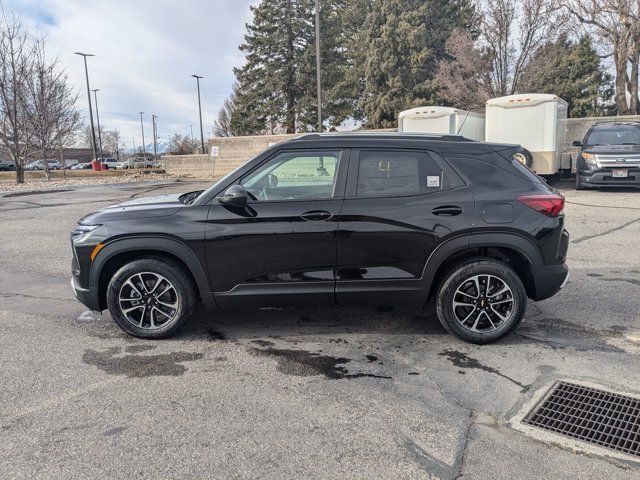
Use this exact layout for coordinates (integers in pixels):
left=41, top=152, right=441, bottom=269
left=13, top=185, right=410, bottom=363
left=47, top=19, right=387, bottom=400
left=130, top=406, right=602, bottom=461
left=106, top=258, right=196, bottom=339
left=436, top=260, right=527, bottom=344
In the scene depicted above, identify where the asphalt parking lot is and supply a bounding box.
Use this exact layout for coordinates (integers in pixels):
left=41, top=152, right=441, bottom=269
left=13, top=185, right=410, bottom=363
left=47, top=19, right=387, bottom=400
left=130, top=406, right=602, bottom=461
left=0, top=180, right=639, bottom=479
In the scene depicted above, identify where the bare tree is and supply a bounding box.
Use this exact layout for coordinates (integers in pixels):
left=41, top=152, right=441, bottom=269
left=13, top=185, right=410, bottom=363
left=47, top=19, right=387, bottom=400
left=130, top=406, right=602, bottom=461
left=24, top=38, right=81, bottom=180
left=564, top=0, right=640, bottom=114
left=435, top=29, right=495, bottom=110
left=167, top=133, right=198, bottom=155
left=214, top=87, right=237, bottom=137
left=479, top=0, right=567, bottom=96
left=103, top=129, right=122, bottom=161
left=0, top=14, right=34, bottom=184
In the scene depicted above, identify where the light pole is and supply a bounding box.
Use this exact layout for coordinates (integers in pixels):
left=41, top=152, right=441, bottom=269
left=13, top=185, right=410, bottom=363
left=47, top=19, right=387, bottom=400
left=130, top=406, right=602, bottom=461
left=91, top=89, right=104, bottom=161
left=75, top=52, right=98, bottom=161
left=189, top=124, right=194, bottom=143
left=152, top=114, right=158, bottom=161
left=138, top=112, right=146, bottom=157
left=132, top=136, right=136, bottom=154
left=191, top=74, right=205, bottom=154
left=315, top=0, right=322, bottom=133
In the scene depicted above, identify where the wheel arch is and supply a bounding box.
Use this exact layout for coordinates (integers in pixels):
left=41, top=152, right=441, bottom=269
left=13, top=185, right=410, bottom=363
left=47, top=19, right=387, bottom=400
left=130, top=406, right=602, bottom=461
left=424, top=232, right=542, bottom=301
left=90, top=236, right=215, bottom=311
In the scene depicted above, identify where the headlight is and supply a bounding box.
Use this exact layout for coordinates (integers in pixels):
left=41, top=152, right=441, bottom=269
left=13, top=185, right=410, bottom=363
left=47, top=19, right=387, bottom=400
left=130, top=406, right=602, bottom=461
left=582, top=152, right=598, bottom=166
left=71, top=224, right=101, bottom=240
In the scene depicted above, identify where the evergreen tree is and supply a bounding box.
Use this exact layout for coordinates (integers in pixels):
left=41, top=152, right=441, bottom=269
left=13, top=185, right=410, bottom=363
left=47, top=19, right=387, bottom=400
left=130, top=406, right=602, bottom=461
left=361, top=0, right=476, bottom=128
left=520, top=35, right=614, bottom=117
left=231, top=0, right=309, bottom=134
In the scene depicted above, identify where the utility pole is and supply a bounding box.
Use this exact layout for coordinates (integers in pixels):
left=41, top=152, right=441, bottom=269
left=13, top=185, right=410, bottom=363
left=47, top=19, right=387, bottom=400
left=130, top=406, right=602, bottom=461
left=138, top=112, right=146, bottom=157
left=91, top=89, right=104, bottom=160
left=191, top=75, right=205, bottom=154
left=190, top=124, right=194, bottom=143
left=132, top=136, right=136, bottom=154
left=74, top=52, right=98, bottom=161
left=315, top=0, right=322, bottom=133
left=152, top=114, right=158, bottom=161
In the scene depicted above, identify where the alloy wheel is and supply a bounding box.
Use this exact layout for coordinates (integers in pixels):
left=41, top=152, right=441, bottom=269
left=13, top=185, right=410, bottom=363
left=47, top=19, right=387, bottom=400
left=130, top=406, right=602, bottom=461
left=118, top=272, right=179, bottom=330
left=452, top=274, right=515, bottom=333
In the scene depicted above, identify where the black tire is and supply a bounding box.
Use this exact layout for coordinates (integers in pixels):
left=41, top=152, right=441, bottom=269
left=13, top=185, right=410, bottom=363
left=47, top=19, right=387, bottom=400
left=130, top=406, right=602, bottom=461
left=514, top=148, right=534, bottom=168
left=106, top=257, right=196, bottom=339
left=435, top=260, right=527, bottom=344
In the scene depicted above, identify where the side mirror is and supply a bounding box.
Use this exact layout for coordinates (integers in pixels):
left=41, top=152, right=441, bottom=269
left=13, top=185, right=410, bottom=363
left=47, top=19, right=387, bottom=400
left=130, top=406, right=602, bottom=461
left=217, top=184, right=248, bottom=207
left=572, top=140, right=582, bottom=147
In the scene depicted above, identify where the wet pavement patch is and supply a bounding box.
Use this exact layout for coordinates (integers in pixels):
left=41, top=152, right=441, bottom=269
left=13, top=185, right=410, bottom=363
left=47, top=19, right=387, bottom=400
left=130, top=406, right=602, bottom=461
left=103, top=426, right=127, bottom=436
left=3, top=189, right=71, bottom=198
left=82, top=347, right=203, bottom=377
left=207, top=328, right=227, bottom=341
left=251, top=339, right=275, bottom=347
left=252, top=347, right=391, bottom=380
left=439, top=350, right=529, bottom=392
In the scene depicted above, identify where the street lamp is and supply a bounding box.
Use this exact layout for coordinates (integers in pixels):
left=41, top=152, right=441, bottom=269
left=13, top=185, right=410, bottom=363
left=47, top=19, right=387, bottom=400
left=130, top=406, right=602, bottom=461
left=315, top=0, right=322, bottom=133
left=152, top=114, right=158, bottom=161
left=138, top=112, right=146, bottom=157
left=91, top=89, right=104, bottom=161
left=74, top=52, right=98, bottom=161
left=191, top=74, right=205, bottom=154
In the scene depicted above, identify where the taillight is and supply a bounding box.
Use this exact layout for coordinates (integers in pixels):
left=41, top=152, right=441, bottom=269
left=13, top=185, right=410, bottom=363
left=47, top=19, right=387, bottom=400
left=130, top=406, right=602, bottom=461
left=517, top=194, right=565, bottom=217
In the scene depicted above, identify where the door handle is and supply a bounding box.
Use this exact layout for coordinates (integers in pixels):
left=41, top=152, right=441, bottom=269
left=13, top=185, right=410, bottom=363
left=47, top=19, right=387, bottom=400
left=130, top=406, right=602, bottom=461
left=432, top=205, right=463, bottom=216
left=301, top=210, right=333, bottom=221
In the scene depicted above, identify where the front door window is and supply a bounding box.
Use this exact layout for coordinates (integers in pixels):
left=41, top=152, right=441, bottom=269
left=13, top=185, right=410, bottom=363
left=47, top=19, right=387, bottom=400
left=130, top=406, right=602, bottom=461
left=241, top=150, right=341, bottom=201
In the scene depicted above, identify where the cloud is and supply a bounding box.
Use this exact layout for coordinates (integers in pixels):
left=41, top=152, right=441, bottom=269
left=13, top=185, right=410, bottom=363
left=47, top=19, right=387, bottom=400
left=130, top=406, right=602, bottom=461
left=4, top=0, right=257, bottom=147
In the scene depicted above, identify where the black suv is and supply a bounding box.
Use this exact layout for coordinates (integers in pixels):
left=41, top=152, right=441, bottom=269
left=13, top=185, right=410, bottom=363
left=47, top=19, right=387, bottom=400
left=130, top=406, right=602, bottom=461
left=71, top=134, right=569, bottom=344
left=574, top=121, right=640, bottom=189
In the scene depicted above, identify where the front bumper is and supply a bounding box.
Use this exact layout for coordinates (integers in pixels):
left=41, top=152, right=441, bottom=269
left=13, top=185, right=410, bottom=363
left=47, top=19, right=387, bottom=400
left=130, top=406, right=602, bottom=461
left=70, top=275, right=100, bottom=311
left=578, top=168, right=640, bottom=187
left=531, top=262, right=570, bottom=301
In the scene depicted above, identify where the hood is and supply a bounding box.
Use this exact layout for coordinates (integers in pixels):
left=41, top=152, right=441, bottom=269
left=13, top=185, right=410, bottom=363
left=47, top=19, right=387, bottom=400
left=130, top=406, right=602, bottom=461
left=583, top=144, right=640, bottom=155
left=80, top=193, right=186, bottom=224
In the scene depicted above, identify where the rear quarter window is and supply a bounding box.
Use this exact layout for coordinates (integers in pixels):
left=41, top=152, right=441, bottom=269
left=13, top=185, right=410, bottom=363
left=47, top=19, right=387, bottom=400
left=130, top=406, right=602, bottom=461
left=445, top=153, right=538, bottom=191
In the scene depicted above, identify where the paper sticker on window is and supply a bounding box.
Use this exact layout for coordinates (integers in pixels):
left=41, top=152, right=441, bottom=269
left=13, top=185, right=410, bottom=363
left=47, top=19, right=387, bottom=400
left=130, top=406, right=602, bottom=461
left=427, top=176, right=440, bottom=188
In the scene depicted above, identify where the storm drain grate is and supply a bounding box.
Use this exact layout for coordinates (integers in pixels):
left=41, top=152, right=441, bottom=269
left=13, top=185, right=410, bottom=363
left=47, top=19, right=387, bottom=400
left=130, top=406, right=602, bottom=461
left=523, top=381, right=640, bottom=457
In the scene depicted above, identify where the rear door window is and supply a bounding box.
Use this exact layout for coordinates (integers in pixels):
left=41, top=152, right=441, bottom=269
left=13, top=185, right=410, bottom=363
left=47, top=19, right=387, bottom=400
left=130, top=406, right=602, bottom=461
left=354, top=150, right=458, bottom=198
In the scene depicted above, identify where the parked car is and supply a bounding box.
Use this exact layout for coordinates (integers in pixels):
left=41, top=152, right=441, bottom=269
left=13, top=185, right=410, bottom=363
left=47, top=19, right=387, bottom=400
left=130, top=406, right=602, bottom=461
left=62, top=160, right=79, bottom=169
left=573, top=121, right=640, bottom=189
left=71, top=162, right=92, bottom=170
left=71, top=133, right=569, bottom=343
left=116, top=157, right=152, bottom=169
left=99, top=158, right=118, bottom=170
left=25, top=159, right=62, bottom=171
left=0, top=159, right=15, bottom=171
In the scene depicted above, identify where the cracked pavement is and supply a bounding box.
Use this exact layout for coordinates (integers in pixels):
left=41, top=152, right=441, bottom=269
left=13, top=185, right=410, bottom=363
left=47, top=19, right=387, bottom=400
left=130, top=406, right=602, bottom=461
left=0, top=180, right=639, bottom=479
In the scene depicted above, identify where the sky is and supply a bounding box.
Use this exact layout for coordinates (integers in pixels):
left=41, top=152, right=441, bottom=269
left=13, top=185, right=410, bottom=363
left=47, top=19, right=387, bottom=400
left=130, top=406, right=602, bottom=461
left=4, top=0, right=257, bottom=149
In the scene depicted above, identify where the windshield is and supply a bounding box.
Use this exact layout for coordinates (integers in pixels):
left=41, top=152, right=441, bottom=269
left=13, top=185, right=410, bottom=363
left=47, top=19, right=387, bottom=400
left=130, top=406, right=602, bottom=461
left=585, top=125, right=640, bottom=146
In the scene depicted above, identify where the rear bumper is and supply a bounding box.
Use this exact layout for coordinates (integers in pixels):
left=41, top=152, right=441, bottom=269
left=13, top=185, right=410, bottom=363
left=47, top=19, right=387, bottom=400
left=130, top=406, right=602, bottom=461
left=531, top=262, right=570, bottom=301
left=70, top=276, right=101, bottom=311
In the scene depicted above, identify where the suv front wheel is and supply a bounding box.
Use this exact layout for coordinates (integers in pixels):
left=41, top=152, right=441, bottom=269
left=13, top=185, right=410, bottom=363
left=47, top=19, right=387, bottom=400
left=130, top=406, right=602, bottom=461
left=436, top=260, right=527, bottom=344
left=106, top=258, right=196, bottom=339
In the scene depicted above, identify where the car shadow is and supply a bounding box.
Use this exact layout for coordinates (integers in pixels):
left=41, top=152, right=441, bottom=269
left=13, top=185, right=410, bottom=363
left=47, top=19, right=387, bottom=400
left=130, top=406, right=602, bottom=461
left=175, top=303, right=448, bottom=342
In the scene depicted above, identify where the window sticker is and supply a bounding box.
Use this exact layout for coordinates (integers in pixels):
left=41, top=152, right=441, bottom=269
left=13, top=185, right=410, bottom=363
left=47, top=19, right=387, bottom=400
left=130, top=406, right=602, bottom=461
left=427, top=176, right=440, bottom=188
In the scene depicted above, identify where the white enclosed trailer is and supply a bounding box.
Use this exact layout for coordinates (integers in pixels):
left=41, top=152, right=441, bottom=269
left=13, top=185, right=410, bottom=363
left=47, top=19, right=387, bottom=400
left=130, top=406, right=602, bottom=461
left=485, top=94, right=568, bottom=175
left=398, top=106, right=485, bottom=141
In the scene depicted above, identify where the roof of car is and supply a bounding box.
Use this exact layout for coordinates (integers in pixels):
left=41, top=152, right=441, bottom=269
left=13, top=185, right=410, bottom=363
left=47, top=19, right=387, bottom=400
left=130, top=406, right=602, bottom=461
left=290, top=132, right=473, bottom=143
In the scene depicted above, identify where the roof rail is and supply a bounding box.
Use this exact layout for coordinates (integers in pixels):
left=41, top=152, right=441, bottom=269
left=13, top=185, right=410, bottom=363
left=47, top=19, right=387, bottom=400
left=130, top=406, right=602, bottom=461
left=292, top=132, right=471, bottom=142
